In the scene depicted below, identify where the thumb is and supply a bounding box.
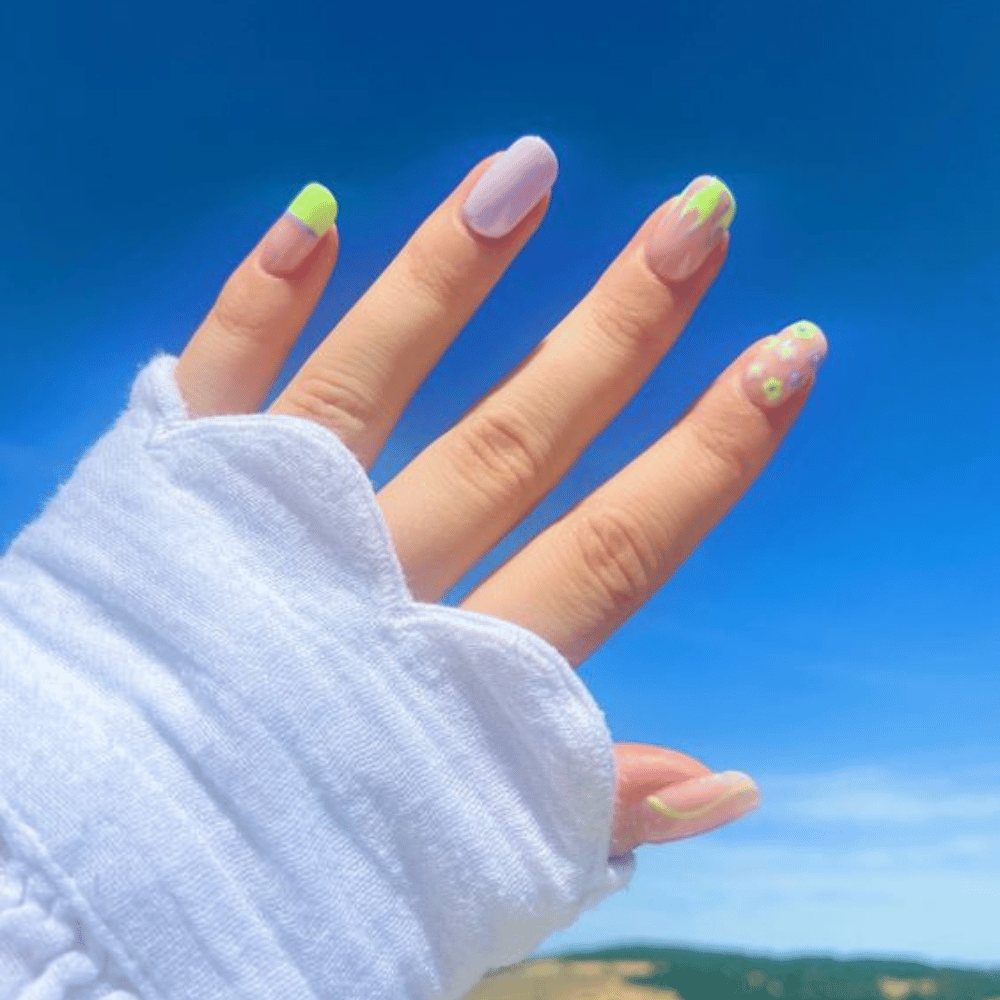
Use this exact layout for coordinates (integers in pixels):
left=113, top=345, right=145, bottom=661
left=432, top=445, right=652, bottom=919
left=609, top=743, right=761, bottom=858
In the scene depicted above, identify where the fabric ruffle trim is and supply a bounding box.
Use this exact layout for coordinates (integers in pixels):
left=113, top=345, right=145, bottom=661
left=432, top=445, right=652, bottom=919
left=0, top=832, right=141, bottom=1000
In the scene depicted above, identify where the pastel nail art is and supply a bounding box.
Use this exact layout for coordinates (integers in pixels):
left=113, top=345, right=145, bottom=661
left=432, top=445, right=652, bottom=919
left=644, top=175, right=737, bottom=283
left=259, top=182, right=339, bottom=277
left=642, top=771, right=760, bottom=843
left=461, top=135, right=558, bottom=239
left=741, top=320, right=828, bottom=408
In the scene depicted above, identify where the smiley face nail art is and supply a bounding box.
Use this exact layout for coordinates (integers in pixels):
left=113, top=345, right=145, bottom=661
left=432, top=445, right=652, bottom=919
left=741, top=321, right=828, bottom=409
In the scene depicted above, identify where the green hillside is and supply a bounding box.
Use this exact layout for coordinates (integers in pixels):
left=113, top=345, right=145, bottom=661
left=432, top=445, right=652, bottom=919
left=466, top=944, right=1000, bottom=1000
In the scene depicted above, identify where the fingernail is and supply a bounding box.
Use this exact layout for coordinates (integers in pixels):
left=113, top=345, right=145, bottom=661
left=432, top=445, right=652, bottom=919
left=643, top=771, right=760, bottom=843
left=741, top=320, right=829, bottom=409
left=644, top=175, right=736, bottom=283
left=461, top=135, right=558, bottom=239
left=259, top=181, right=339, bottom=277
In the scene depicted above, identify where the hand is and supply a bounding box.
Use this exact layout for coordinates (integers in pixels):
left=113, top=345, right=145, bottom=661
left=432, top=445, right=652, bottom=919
left=173, top=136, right=826, bottom=859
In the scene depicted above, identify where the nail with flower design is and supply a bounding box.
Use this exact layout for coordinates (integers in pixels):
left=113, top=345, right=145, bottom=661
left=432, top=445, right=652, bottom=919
left=741, top=321, right=828, bottom=409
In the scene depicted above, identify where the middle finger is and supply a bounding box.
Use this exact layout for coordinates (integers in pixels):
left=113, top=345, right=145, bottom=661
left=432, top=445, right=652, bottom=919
left=377, top=175, right=736, bottom=602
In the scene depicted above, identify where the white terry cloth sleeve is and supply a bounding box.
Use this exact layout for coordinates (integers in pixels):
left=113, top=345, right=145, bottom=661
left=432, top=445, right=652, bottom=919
left=0, top=353, right=636, bottom=1000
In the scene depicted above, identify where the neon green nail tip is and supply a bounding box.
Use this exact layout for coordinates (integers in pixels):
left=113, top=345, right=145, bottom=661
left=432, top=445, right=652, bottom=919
left=286, top=182, right=338, bottom=236
left=687, top=177, right=737, bottom=230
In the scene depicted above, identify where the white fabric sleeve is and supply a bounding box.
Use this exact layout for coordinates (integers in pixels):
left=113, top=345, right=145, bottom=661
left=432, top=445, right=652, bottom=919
left=0, top=353, right=636, bottom=1000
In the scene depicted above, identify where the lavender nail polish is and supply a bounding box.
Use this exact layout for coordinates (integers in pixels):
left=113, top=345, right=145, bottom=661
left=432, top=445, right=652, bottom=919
left=461, top=135, right=558, bottom=239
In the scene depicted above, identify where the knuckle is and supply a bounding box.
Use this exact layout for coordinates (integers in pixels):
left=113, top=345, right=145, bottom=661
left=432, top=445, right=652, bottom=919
left=402, top=235, right=463, bottom=309
left=568, top=505, right=660, bottom=613
left=447, top=405, right=548, bottom=503
left=585, top=284, right=658, bottom=351
left=683, top=411, right=753, bottom=484
left=210, top=285, right=271, bottom=345
left=278, top=373, right=375, bottom=441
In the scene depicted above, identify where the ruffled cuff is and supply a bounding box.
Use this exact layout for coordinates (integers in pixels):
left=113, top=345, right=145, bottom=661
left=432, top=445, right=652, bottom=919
left=0, top=354, right=635, bottom=1000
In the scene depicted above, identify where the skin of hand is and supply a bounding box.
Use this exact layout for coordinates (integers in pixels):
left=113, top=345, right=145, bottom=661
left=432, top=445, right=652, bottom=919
left=173, top=143, right=826, bottom=859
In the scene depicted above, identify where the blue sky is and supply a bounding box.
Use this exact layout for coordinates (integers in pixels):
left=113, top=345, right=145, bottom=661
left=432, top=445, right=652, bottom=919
left=2, top=0, right=1000, bottom=973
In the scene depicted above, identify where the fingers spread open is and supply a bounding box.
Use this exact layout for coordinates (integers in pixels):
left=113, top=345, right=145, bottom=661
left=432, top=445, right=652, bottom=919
left=377, top=176, right=734, bottom=604
left=458, top=322, right=828, bottom=668
left=267, top=136, right=559, bottom=468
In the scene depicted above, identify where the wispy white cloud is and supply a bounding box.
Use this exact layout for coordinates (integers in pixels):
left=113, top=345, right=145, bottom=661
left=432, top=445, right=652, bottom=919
left=758, top=764, right=1000, bottom=825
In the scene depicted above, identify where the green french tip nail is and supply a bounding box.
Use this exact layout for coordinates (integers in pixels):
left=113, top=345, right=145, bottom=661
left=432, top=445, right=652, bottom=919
left=286, top=182, right=338, bottom=236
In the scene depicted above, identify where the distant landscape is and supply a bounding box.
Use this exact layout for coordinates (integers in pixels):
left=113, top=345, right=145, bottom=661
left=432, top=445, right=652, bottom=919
left=463, top=945, right=1000, bottom=1000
